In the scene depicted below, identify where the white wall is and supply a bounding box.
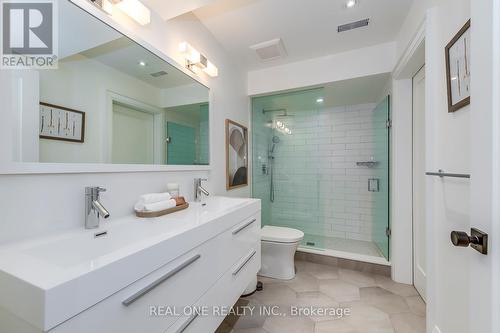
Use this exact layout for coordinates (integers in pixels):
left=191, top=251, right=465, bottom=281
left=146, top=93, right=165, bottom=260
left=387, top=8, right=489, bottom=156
left=247, top=42, right=397, bottom=96
left=0, top=0, right=249, bottom=244
left=39, top=55, right=163, bottom=163
left=395, top=0, right=437, bottom=61
left=161, top=83, right=210, bottom=108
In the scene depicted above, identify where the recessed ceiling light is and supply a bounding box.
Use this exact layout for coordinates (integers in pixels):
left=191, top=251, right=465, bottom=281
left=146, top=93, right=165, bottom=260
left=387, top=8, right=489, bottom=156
left=346, top=0, right=357, bottom=8
left=138, top=61, right=147, bottom=67
left=316, top=98, right=324, bottom=103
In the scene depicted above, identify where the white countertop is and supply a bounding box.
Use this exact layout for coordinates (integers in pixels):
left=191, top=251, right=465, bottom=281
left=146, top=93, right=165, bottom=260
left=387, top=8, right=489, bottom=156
left=0, top=196, right=261, bottom=331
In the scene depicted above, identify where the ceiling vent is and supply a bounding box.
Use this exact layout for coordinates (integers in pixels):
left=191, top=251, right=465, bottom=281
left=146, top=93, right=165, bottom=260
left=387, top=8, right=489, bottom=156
left=338, top=18, right=370, bottom=33
left=250, top=38, right=287, bottom=62
left=150, top=71, right=168, bottom=78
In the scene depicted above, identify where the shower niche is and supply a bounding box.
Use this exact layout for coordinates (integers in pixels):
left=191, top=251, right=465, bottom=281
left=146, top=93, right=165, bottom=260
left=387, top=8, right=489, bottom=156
left=251, top=75, right=391, bottom=263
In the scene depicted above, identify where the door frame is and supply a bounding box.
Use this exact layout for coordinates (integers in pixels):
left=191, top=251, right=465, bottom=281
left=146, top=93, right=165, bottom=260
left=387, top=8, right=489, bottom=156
left=390, top=20, right=425, bottom=284
left=411, top=65, right=426, bottom=301
left=104, top=91, right=165, bottom=164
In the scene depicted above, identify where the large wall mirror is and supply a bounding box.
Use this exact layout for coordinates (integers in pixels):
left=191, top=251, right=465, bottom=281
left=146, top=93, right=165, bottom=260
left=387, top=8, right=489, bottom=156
left=14, top=0, right=209, bottom=167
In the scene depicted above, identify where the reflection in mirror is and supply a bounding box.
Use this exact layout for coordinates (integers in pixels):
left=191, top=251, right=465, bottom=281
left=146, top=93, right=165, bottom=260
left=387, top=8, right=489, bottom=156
left=34, top=0, right=209, bottom=166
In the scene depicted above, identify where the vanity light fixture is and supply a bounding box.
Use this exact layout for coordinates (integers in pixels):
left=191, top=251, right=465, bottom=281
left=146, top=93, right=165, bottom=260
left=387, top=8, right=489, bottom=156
left=179, top=42, right=219, bottom=77
left=111, top=0, right=151, bottom=25
left=204, top=61, right=219, bottom=77
left=101, top=0, right=114, bottom=14
left=346, top=0, right=357, bottom=8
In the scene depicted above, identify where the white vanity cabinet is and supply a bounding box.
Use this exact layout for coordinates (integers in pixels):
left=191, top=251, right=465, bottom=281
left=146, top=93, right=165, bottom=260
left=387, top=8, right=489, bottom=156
left=0, top=197, right=261, bottom=333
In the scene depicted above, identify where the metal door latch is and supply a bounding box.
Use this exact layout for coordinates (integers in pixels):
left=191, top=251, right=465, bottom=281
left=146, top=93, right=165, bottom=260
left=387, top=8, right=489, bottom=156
left=450, top=228, right=488, bottom=255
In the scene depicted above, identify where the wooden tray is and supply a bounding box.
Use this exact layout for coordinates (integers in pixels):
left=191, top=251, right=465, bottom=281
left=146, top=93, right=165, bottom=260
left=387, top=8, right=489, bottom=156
left=136, top=203, right=189, bottom=218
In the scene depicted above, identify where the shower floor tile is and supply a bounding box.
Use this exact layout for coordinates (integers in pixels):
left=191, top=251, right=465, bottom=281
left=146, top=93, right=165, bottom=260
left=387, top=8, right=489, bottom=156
left=301, top=234, right=384, bottom=258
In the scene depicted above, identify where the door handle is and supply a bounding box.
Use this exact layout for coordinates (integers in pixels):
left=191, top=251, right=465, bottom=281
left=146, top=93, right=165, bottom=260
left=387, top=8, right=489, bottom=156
left=450, top=228, right=488, bottom=255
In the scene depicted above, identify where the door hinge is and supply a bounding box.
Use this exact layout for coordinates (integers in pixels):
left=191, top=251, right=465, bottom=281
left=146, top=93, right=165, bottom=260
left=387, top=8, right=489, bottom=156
left=386, top=227, right=391, bottom=237
left=386, top=119, right=392, bottom=129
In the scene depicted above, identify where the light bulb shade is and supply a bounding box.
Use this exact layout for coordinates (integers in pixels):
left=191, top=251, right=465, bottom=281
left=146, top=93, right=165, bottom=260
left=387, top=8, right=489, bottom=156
left=346, top=0, right=357, bottom=8
left=203, top=60, right=218, bottom=77
left=115, top=0, right=151, bottom=25
left=102, top=0, right=113, bottom=14
left=179, top=42, right=201, bottom=64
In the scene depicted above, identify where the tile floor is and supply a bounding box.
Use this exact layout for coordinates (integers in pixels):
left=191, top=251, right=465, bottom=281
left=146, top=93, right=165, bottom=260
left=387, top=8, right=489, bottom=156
left=216, top=260, right=425, bottom=333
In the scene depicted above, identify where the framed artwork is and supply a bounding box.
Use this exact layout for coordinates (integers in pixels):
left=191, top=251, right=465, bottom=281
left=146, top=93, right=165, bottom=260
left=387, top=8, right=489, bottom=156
left=445, top=19, right=471, bottom=113
left=226, top=119, right=248, bottom=190
left=39, top=102, right=85, bottom=143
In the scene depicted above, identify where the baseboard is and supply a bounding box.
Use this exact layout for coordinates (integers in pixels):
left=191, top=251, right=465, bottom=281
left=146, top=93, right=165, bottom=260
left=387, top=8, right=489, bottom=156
left=295, top=251, right=391, bottom=277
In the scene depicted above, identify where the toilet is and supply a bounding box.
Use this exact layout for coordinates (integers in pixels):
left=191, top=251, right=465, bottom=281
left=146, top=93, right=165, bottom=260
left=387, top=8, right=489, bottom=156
left=259, top=226, right=304, bottom=280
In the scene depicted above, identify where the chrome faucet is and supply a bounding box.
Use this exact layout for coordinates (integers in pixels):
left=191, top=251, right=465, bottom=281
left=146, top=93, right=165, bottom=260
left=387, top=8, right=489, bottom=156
left=194, top=178, right=209, bottom=202
left=85, top=187, right=110, bottom=229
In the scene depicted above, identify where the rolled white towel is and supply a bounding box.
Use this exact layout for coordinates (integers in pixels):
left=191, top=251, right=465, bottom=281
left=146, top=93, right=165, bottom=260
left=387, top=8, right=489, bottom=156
left=140, top=192, right=171, bottom=204
left=135, top=199, right=176, bottom=213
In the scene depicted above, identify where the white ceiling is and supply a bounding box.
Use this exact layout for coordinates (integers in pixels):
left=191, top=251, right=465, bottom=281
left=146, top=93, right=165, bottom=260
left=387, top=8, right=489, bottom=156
left=141, top=0, right=219, bottom=21
left=190, top=0, right=413, bottom=70
left=78, top=38, right=197, bottom=89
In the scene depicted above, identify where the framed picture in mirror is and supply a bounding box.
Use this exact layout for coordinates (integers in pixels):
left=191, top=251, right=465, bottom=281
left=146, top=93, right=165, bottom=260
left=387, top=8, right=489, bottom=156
left=226, top=119, right=248, bottom=190
left=39, top=102, right=85, bottom=143
left=445, top=19, right=471, bottom=113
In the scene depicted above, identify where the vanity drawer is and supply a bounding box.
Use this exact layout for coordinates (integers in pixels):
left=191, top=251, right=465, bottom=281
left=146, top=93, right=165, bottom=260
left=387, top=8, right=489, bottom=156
left=167, top=244, right=261, bottom=333
left=226, top=213, right=261, bottom=259
left=50, top=231, right=235, bottom=333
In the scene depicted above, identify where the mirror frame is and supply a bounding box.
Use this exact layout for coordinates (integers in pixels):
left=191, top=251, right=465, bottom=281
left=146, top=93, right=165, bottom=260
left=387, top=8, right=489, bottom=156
left=0, top=0, right=211, bottom=175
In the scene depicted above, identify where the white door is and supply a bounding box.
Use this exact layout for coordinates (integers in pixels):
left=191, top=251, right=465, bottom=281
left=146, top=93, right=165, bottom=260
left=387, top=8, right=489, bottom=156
left=412, top=66, right=426, bottom=301
left=112, top=103, right=154, bottom=164
left=426, top=1, right=499, bottom=332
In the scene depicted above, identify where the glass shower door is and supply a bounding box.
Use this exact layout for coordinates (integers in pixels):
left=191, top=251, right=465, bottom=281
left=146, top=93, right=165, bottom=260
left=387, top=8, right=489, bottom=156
left=251, top=89, right=325, bottom=249
left=372, top=96, right=391, bottom=260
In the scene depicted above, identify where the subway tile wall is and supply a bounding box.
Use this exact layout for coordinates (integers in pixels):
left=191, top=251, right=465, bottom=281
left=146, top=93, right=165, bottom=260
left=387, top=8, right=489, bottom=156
left=253, top=103, right=386, bottom=242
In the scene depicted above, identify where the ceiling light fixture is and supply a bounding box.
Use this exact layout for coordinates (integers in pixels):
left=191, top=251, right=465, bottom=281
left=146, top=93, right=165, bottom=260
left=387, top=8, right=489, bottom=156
left=112, top=0, right=151, bottom=25
left=316, top=98, right=324, bottom=103
left=346, top=0, right=357, bottom=8
left=179, top=42, right=219, bottom=77
left=138, top=61, right=147, bottom=67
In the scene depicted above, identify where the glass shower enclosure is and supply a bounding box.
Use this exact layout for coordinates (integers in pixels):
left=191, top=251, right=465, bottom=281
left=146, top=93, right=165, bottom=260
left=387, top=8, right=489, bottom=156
left=251, top=88, right=390, bottom=261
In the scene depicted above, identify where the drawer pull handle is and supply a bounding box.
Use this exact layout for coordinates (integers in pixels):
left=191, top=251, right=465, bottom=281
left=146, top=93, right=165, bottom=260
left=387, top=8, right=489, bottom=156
left=232, top=218, right=257, bottom=235
left=174, top=313, right=199, bottom=333
left=233, top=250, right=257, bottom=276
left=122, top=254, right=201, bottom=306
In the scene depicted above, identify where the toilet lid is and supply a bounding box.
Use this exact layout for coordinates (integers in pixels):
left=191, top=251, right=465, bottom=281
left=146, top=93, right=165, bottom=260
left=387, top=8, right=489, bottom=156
left=261, top=226, right=304, bottom=243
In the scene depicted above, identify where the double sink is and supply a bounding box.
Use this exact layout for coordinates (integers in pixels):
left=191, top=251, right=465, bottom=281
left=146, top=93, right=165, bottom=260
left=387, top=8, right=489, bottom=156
left=0, top=196, right=261, bottom=332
